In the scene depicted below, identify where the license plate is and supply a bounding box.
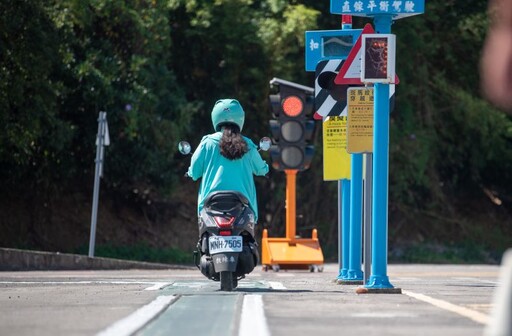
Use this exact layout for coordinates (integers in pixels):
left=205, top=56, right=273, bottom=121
left=208, top=236, right=243, bottom=254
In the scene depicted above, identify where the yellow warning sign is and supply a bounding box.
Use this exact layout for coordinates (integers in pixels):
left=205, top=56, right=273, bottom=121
left=347, top=88, right=374, bottom=153
left=322, top=116, right=351, bottom=181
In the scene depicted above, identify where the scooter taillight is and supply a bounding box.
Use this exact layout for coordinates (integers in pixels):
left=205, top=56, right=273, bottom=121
left=213, top=216, right=235, bottom=229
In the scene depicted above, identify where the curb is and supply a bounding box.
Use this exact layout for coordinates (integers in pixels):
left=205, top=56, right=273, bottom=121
left=0, top=247, right=194, bottom=271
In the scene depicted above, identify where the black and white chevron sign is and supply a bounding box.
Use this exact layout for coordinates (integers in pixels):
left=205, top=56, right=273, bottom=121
left=315, top=59, right=396, bottom=120
left=315, top=59, right=350, bottom=119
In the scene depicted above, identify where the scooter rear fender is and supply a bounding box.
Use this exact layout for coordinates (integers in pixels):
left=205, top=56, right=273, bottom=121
left=212, top=253, right=238, bottom=272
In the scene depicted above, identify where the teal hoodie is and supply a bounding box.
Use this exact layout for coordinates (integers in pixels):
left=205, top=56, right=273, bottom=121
left=187, top=132, right=269, bottom=221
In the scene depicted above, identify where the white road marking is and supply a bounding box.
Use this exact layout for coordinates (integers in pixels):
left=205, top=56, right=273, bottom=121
left=267, top=281, right=287, bottom=290
left=96, top=295, right=177, bottom=336
left=143, top=282, right=173, bottom=291
left=0, top=280, right=172, bottom=290
left=403, top=290, right=489, bottom=324
left=170, top=281, right=210, bottom=288
left=238, top=295, right=271, bottom=336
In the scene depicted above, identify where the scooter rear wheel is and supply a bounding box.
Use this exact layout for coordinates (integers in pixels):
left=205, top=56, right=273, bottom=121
left=220, top=271, right=234, bottom=291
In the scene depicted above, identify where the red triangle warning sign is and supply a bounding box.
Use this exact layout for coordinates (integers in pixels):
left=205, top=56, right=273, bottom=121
left=334, top=24, right=399, bottom=85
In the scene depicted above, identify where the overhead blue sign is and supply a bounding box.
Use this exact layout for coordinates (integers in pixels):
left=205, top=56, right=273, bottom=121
left=331, top=0, right=425, bottom=18
left=305, top=29, right=362, bottom=72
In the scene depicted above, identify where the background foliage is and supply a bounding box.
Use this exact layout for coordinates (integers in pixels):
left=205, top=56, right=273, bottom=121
left=1, top=0, right=511, bottom=263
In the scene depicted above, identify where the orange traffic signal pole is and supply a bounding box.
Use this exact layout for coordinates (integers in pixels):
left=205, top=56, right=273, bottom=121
left=261, top=168, right=323, bottom=271
left=285, top=169, right=298, bottom=242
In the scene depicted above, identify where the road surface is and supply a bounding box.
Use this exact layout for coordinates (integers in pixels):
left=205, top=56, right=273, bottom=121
left=0, top=263, right=501, bottom=336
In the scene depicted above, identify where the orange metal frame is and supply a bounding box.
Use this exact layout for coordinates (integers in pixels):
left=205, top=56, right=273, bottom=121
left=261, top=169, right=324, bottom=269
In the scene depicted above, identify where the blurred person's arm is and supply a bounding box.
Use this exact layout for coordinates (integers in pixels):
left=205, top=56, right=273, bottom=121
left=480, top=0, right=512, bottom=111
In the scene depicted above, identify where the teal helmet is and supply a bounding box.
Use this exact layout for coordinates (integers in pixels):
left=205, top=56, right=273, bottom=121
left=211, top=99, right=245, bottom=132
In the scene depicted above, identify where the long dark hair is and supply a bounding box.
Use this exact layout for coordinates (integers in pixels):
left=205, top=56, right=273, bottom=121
left=219, top=124, right=248, bottom=160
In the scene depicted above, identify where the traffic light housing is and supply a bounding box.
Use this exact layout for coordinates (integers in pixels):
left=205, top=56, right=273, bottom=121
left=268, top=78, right=315, bottom=171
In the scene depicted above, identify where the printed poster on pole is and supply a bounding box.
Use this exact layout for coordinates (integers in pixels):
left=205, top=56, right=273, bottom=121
left=323, top=116, right=351, bottom=181
left=347, top=87, right=374, bottom=153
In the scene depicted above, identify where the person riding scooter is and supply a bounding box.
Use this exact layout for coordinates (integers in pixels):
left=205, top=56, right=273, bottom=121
left=186, top=98, right=269, bottom=223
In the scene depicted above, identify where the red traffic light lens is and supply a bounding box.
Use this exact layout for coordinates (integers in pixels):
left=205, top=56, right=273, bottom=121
left=282, top=96, right=303, bottom=117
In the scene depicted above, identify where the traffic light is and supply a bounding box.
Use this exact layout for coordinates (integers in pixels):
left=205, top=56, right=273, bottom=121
left=268, top=78, right=315, bottom=171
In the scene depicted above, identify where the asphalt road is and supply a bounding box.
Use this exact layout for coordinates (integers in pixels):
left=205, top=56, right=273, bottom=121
left=0, top=263, right=502, bottom=336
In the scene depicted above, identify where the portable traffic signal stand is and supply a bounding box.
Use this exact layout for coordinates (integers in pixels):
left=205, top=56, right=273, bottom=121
left=261, top=169, right=324, bottom=271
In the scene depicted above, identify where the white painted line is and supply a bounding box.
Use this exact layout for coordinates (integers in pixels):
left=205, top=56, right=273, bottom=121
left=238, top=295, right=271, bottom=336
left=0, top=280, right=164, bottom=286
left=144, top=282, right=173, bottom=291
left=267, top=281, right=287, bottom=290
left=0, top=280, right=176, bottom=291
left=403, top=290, right=489, bottom=324
left=170, top=281, right=209, bottom=288
left=96, top=295, right=177, bottom=336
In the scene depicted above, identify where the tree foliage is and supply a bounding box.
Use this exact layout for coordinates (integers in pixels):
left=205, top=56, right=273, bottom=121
left=1, top=0, right=511, bottom=256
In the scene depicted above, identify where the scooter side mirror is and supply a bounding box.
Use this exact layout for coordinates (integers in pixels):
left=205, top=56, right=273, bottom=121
left=259, top=137, right=271, bottom=151
left=178, top=141, right=192, bottom=155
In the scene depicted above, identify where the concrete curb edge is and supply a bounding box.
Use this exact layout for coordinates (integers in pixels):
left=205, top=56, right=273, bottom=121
left=0, top=247, right=194, bottom=271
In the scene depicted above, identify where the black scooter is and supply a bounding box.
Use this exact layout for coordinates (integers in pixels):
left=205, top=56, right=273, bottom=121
left=179, top=138, right=270, bottom=291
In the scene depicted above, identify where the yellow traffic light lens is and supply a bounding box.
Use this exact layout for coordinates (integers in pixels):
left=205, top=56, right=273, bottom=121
left=281, top=121, right=303, bottom=143
left=282, top=96, right=303, bottom=117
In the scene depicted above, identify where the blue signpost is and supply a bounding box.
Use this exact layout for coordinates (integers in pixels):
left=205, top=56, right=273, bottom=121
left=347, top=153, right=363, bottom=281
left=305, top=19, right=362, bottom=282
left=340, top=179, right=351, bottom=279
left=367, top=15, right=394, bottom=290
left=330, top=0, right=425, bottom=292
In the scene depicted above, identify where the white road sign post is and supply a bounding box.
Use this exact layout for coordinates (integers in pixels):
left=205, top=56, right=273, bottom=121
left=88, top=111, right=109, bottom=258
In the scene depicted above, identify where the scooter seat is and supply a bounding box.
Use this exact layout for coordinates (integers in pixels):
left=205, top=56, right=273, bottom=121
left=203, top=191, right=249, bottom=215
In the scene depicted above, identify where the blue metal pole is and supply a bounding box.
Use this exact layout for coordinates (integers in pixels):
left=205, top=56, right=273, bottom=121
left=337, top=180, right=343, bottom=277
left=337, top=16, right=352, bottom=281
left=366, top=15, right=394, bottom=289
left=363, top=154, right=373, bottom=286
left=348, top=154, right=363, bottom=280
left=337, top=178, right=351, bottom=280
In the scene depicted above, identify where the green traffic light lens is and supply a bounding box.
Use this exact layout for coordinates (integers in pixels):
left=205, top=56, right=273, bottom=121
left=281, top=146, right=303, bottom=168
